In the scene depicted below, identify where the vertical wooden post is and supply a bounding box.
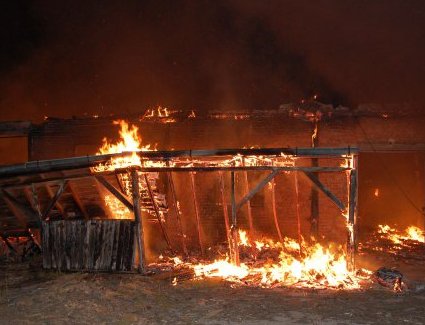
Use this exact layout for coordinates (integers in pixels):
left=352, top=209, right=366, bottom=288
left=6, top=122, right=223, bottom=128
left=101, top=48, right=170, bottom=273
left=310, top=120, right=319, bottom=238
left=271, top=178, right=283, bottom=241
left=190, top=172, right=204, bottom=256
left=168, top=172, right=188, bottom=256
left=347, top=156, right=358, bottom=271
left=243, top=171, right=254, bottom=235
left=230, top=171, right=240, bottom=265
left=131, top=169, right=145, bottom=273
left=219, top=172, right=231, bottom=247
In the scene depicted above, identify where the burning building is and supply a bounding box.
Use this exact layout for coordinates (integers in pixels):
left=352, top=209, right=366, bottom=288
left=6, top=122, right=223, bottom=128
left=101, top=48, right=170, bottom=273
left=0, top=102, right=424, bottom=289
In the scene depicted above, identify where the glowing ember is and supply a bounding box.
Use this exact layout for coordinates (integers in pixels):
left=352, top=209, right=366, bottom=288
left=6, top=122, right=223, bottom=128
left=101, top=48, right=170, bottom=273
left=175, top=230, right=369, bottom=289
left=378, top=224, right=425, bottom=245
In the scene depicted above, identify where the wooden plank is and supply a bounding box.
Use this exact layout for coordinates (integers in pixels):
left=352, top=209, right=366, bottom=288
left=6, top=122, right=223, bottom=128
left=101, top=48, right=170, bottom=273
left=0, top=147, right=358, bottom=179
left=95, top=175, right=134, bottom=211
left=111, top=221, right=120, bottom=270
left=236, top=169, right=280, bottom=211
left=42, top=181, right=68, bottom=220
left=190, top=172, right=204, bottom=255
left=42, top=222, right=51, bottom=268
left=68, top=181, right=89, bottom=220
left=168, top=172, right=187, bottom=256
left=303, top=171, right=346, bottom=212
left=1, top=189, right=36, bottom=227
left=243, top=171, right=254, bottom=234
left=143, top=173, right=172, bottom=251
left=219, top=172, right=231, bottom=246
left=230, top=171, right=239, bottom=265
left=131, top=169, right=145, bottom=272
left=270, top=178, right=283, bottom=241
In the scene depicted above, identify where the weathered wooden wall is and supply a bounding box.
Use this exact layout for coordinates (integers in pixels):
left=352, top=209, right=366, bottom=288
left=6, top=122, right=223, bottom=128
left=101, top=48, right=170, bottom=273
left=42, top=220, right=135, bottom=271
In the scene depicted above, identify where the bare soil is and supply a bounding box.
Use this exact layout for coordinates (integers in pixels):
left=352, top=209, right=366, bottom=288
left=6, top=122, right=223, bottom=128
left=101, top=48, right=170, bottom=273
left=1, top=254, right=425, bottom=325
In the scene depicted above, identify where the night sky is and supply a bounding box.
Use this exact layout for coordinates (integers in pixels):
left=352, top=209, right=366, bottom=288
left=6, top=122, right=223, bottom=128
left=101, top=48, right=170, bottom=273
left=1, top=0, right=425, bottom=121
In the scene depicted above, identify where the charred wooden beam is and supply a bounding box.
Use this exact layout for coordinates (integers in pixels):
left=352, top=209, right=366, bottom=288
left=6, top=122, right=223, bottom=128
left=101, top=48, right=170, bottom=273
left=230, top=171, right=239, bottom=265
left=95, top=175, right=133, bottom=211
left=303, top=171, right=346, bottom=212
left=143, top=173, right=172, bottom=252
left=236, top=169, right=280, bottom=211
left=131, top=169, right=145, bottom=272
left=1, top=189, right=36, bottom=227
left=0, top=147, right=358, bottom=179
left=347, top=157, right=358, bottom=271
left=190, top=172, right=204, bottom=255
left=243, top=171, right=254, bottom=235
left=42, top=180, right=68, bottom=220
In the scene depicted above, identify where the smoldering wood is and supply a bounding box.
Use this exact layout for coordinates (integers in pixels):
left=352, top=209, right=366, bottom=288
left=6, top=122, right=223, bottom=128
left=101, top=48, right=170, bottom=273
left=270, top=178, right=283, bottom=242
left=303, top=171, right=346, bottom=212
left=236, top=169, right=280, bottom=211
left=41, top=180, right=68, bottom=220
left=143, top=173, right=173, bottom=251
left=230, top=171, right=240, bottom=265
left=167, top=172, right=188, bottom=255
left=131, top=169, right=145, bottom=272
left=95, top=175, right=134, bottom=211
left=190, top=172, right=204, bottom=255
left=0, top=147, right=358, bottom=179
left=42, top=220, right=134, bottom=271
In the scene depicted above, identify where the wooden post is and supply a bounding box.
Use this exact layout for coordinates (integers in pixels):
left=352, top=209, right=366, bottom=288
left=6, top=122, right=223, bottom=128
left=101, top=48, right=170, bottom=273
left=271, top=178, right=283, bottom=241
left=219, top=172, right=231, bottom=248
left=230, top=171, right=240, bottom=265
left=294, top=172, right=302, bottom=255
left=168, top=172, right=188, bottom=256
left=130, top=169, right=145, bottom=272
left=190, top=172, right=204, bottom=255
left=347, top=156, right=358, bottom=271
left=310, top=120, right=319, bottom=238
left=143, top=173, right=173, bottom=252
left=243, top=171, right=254, bottom=235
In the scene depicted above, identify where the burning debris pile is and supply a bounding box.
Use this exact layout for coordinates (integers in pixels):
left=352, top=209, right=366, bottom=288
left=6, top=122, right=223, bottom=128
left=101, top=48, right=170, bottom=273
left=360, top=225, right=425, bottom=261
left=159, top=230, right=371, bottom=290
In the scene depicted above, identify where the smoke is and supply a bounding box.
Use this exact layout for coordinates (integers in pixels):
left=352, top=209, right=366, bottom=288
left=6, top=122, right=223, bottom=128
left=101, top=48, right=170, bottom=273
left=1, top=0, right=425, bottom=121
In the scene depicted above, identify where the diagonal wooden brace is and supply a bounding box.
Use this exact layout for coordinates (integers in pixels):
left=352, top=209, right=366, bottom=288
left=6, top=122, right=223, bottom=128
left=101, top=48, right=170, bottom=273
left=303, top=171, right=345, bottom=212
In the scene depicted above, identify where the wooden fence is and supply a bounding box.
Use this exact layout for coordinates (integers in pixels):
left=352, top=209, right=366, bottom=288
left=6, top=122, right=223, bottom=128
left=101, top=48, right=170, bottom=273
left=42, top=220, right=135, bottom=271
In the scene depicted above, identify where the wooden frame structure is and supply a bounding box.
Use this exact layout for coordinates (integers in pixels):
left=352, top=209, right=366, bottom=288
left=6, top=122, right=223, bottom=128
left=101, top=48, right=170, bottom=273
left=0, top=147, right=358, bottom=271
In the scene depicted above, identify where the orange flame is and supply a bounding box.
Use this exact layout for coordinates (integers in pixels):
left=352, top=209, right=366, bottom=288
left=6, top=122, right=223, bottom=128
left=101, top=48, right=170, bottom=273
left=181, top=230, right=369, bottom=289
left=378, top=224, right=425, bottom=245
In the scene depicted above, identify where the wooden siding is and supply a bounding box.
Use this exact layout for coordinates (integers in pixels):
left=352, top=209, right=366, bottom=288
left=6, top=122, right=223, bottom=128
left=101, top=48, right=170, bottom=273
left=42, top=220, right=135, bottom=272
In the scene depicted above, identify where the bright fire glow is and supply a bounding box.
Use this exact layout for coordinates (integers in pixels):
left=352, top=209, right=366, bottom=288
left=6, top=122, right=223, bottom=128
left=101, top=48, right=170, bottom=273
left=378, top=224, right=425, bottom=245
left=178, top=230, right=369, bottom=289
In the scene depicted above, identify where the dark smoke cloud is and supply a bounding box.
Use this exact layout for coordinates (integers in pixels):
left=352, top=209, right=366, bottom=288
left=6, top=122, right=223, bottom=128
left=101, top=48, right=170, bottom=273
left=1, top=0, right=425, bottom=121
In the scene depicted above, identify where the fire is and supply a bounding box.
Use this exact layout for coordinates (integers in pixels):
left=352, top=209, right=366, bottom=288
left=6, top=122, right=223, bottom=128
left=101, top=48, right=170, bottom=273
left=182, top=230, right=368, bottom=289
left=93, top=120, right=153, bottom=172
left=104, top=195, right=132, bottom=220
left=378, top=224, right=425, bottom=245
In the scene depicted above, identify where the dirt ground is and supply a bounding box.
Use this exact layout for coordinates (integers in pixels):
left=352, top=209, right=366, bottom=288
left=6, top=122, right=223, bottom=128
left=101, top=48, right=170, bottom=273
left=1, top=254, right=425, bottom=325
